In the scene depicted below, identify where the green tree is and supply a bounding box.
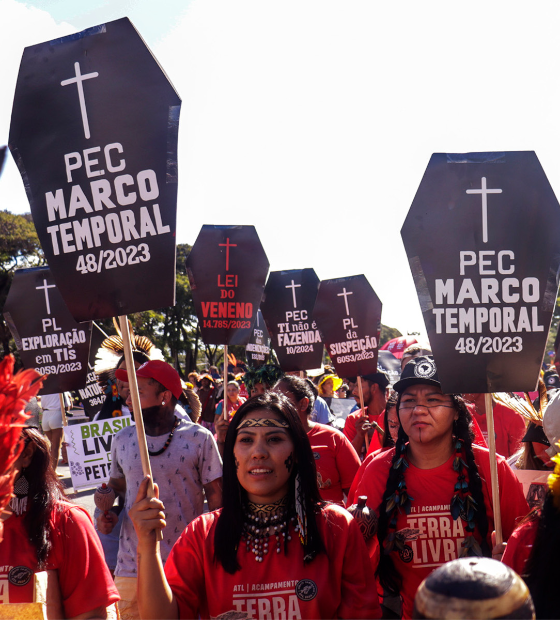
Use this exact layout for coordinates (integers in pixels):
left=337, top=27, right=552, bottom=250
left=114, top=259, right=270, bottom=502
left=379, top=323, right=402, bottom=346
left=0, top=211, right=45, bottom=357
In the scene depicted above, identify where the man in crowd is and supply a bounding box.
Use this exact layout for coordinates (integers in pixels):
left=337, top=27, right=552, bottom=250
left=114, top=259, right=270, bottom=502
left=40, top=390, right=71, bottom=473
left=98, top=360, right=222, bottom=618
left=343, top=372, right=389, bottom=458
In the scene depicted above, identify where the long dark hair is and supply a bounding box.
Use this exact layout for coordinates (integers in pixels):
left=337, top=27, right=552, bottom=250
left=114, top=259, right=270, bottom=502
left=376, top=393, right=491, bottom=595
left=524, top=494, right=560, bottom=618
left=274, top=375, right=316, bottom=415
left=382, top=392, right=399, bottom=449
left=21, top=427, right=68, bottom=568
left=214, top=392, right=325, bottom=573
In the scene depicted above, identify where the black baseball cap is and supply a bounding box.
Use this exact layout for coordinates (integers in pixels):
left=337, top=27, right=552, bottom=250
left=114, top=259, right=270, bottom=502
left=394, top=356, right=441, bottom=393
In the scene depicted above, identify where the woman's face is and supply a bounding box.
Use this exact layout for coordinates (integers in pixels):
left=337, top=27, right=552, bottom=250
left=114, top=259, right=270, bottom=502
left=251, top=382, right=266, bottom=397
left=398, top=384, right=457, bottom=446
left=321, top=378, right=334, bottom=396
left=233, top=408, right=295, bottom=504
left=386, top=407, right=400, bottom=443
left=227, top=384, right=239, bottom=402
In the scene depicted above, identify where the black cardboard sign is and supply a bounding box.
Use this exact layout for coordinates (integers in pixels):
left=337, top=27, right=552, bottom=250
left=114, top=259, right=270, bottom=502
left=245, top=309, right=271, bottom=368
left=3, top=267, right=92, bottom=394
left=313, top=274, right=382, bottom=378
left=261, top=269, right=323, bottom=371
left=78, top=322, right=106, bottom=417
left=9, top=18, right=181, bottom=321
left=186, top=225, right=269, bottom=346
left=402, top=151, right=560, bottom=393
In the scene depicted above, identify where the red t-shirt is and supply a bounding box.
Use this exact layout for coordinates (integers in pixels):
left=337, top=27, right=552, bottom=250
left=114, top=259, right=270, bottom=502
left=356, top=445, right=529, bottom=619
left=468, top=402, right=526, bottom=458
left=344, top=408, right=385, bottom=457
left=307, top=424, right=360, bottom=505
left=165, top=505, right=381, bottom=619
left=502, top=517, right=539, bottom=576
left=0, top=503, right=119, bottom=616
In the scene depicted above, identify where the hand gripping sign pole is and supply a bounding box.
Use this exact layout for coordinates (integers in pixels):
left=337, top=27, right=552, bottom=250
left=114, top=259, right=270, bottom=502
left=119, top=314, right=161, bottom=540
left=402, top=151, right=560, bottom=551
left=9, top=20, right=182, bottom=541
left=356, top=376, right=369, bottom=451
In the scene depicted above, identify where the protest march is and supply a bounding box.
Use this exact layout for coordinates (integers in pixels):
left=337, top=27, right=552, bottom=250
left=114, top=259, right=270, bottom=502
left=2, top=4, right=560, bottom=620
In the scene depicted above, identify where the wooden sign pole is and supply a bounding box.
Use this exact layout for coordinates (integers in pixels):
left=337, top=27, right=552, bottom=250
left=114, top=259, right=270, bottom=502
left=223, top=344, right=228, bottom=420
left=357, top=376, right=369, bottom=451
left=58, top=393, right=68, bottom=427
left=118, top=314, right=162, bottom=540
left=484, top=392, right=502, bottom=546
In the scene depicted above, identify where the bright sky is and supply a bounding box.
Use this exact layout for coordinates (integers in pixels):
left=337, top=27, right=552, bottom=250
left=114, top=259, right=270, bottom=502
left=2, top=0, right=560, bottom=340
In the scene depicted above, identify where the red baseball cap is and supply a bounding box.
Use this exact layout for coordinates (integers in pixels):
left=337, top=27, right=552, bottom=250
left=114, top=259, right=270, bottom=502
left=115, top=360, right=182, bottom=399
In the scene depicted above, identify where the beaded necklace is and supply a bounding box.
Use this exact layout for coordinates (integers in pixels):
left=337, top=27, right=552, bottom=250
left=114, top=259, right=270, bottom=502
left=384, top=438, right=481, bottom=558
left=148, top=416, right=180, bottom=456
left=242, top=496, right=299, bottom=562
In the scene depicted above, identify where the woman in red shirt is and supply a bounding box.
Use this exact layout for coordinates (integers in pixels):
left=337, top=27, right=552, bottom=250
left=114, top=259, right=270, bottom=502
left=274, top=374, right=360, bottom=505
left=130, top=392, right=381, bottom=619
left=356, top=356, right=528, bottom=619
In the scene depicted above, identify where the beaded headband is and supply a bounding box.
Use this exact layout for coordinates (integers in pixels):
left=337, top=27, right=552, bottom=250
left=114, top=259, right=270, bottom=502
left=238, top=418, right=289, bottom=429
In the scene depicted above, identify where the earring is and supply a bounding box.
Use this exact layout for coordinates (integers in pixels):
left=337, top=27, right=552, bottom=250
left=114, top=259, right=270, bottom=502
left=162, top=401, right=166, bottom=406
left=295, top=471, right=307, bottom=546
left=10, top=469, right=29, bottom=516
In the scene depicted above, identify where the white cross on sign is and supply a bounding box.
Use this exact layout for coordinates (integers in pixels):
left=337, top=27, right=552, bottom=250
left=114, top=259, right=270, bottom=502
left=337, top=288, right=353, bottom=315
left=36, top=279, right=56, bottom=314
left=285, top=280, right=301, bottom=308
left=218, top=238, right=237, bottom=271
left=465, top=177, right=502, bottom=244
left=61, top=62, right=99, bottom=140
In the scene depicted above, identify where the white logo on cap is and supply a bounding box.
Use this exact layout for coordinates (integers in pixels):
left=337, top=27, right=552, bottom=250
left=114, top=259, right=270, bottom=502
left=138, top=362, right=149, bottom=370
left=414, top=359, right=436, bottom=379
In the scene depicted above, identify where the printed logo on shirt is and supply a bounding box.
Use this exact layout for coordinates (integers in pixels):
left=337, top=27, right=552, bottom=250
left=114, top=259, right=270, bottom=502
left=232, top=580, right=302, bottom=618
left=295, top=579, right=318, bottom=602
left=8, top=566, right=32, bottom=586
left=404, top=508, right=467, bottom=568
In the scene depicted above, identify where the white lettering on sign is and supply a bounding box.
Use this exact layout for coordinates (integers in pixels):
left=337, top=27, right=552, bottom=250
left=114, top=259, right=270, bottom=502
left=60, top=62, right=99, bottom=140
left=432, top=245, right=544, bottom=349
left=465, top=177, right=502, bottom=244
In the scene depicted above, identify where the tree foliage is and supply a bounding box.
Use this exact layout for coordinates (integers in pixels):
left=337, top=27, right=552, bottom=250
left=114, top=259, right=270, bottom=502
left=0, top=211, right=45, bottom=357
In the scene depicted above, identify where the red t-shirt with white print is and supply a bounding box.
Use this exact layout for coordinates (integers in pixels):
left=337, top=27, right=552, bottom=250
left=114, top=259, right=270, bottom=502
left=356, top=445, right=528, bottom=619
left=165, top=504, right=381, bottom=619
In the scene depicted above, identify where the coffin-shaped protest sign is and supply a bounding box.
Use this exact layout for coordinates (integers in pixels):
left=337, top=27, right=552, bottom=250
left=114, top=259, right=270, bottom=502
left=245, top=309, right=271, bottom=367
left=402, top=152, right=560, bottom=394
left=261, top=269, right=323, bottom=371
left=186, top=225, right=269, bottom=345
left=9, top=18, right=181, bottom=321
left=78, top=322, right=107, bottom=418
left=313, top=274, right=382, bottom=378
left=3, top=267, right=92, bottom=394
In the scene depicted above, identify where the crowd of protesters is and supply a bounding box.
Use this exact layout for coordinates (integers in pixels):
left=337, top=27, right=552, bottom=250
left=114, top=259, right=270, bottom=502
left=2, top=340, right=560, bottom=619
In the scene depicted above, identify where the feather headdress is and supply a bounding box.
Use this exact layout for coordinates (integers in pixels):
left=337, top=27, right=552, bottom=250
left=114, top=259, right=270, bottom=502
left=492, top=378, right=549, bottom=423
left=95, top=318, right=164, bottom=390
left=0, top=355, right=43, bottom=541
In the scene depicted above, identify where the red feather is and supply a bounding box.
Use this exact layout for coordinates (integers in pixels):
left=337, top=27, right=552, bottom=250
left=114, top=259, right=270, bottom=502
left=0, top=355, right=43, bottom=541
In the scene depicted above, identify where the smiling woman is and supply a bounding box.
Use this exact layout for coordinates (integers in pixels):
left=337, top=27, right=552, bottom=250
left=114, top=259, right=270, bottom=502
left=130, top=392, right=381, bottom=619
